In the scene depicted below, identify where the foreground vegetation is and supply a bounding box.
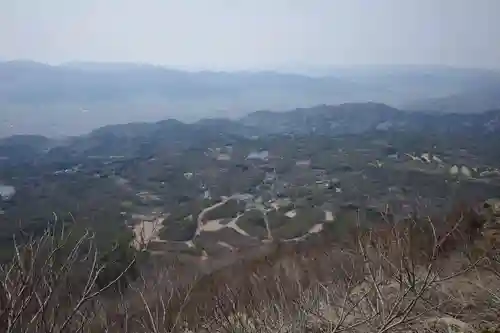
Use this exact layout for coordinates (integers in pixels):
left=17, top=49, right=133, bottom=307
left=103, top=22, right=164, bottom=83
left=0, top=201, right=499, bottom=333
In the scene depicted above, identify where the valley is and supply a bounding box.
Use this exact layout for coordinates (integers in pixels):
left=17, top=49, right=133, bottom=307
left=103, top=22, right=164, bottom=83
left=1, top=103, right=499, bottom=266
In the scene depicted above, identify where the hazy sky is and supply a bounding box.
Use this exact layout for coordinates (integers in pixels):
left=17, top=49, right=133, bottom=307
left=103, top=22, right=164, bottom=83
left=1, top=0, right=499, bottom=70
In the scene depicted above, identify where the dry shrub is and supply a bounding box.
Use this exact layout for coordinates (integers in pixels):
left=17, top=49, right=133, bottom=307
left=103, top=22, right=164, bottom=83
left=0, top=223, right=136, bottom=333
left=1, top=202, right=499, bottom=332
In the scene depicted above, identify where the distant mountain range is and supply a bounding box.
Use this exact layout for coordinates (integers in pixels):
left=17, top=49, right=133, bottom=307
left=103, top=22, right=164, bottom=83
left=1, top=61, right=500, bottom=137
left=1, top=103, right=499, bottom=164
left=404, top=87, right=500, bottom=114
left=239, top=103, right=500, bottom=136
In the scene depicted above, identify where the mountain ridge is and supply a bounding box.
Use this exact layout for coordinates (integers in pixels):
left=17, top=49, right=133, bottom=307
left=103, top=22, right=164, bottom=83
left=2, top=61, right=500, bottom=137
left=2, top=103, right=500, bottom=163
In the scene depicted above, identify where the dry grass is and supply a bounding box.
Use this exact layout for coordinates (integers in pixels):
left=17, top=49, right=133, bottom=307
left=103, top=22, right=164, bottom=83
left=1, top=203, right=500, bottom=332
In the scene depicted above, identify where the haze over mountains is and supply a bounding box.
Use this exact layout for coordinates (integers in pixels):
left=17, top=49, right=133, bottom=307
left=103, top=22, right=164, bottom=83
left=2, top=102, right=500, bottom=166
left=3, top=1, right=500, bottom=330
left=2, top=61, right=500, bottom=138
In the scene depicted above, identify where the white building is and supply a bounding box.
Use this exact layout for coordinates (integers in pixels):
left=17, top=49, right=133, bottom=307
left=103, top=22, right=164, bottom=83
left=0, top=185, right=16, bottom=200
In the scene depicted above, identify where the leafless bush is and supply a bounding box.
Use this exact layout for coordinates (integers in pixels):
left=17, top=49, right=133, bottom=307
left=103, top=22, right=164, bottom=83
left=1, top=205, right=499, bottom=333
left=166, top=208, right=499, bottom=333
left=0, top=223, right=135, bottom=333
